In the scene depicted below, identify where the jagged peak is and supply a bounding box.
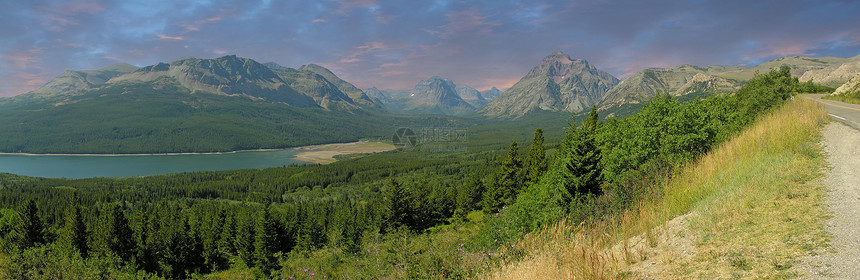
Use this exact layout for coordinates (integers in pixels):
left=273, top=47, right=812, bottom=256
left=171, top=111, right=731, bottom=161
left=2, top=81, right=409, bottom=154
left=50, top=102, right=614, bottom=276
left=542, top=51, right=580, bottom=65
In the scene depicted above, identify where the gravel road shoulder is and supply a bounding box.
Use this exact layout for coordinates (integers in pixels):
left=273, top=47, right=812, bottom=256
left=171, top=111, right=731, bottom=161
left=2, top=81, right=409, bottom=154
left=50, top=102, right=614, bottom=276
left=798, top=122, right=860, bottom=278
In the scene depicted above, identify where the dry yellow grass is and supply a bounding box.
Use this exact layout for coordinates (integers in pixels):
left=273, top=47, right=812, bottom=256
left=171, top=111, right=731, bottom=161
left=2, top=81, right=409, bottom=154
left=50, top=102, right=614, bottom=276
left=487, top=98, right=830, bottom=279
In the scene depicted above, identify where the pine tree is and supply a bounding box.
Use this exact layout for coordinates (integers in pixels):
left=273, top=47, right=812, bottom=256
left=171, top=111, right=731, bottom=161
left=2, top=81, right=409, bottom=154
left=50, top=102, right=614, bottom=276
left=381, top=177, right=411, bottom=233
left=235, top=213, right=256, bottom=267
left=562, top=106, right=603, bottom=198
left=18, top=199, right=43, bottom=249
left=456, top=174, right=484, bottom=216
left=482, top=142, right=523, bottom=212
left=525, top=128, right=548, bottom=186
left=254, top=205, right=280, bottom=275
left=58, top=193, right=88, bottom=258
left=92, top=203, right=135, bottom=262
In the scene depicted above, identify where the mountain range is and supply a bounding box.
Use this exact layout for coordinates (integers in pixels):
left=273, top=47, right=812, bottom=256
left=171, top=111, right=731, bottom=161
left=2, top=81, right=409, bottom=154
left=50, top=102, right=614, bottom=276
left=2, top=51, right=859, bottom=153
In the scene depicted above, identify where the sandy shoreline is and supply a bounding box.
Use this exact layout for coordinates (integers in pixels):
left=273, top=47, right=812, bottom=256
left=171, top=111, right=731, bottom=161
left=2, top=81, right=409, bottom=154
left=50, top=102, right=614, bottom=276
left=0, top=141, right=397, bottom=165
left=291, top=141, right=396, bottom=164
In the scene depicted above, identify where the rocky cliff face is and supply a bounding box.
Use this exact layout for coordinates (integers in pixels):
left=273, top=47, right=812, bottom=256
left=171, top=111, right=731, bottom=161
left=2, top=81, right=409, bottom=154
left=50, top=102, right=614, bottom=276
left=479, top=51, right=618, bottom=118
left=833, top=73, right=860, bottom=96
left=800, top=57, right=860, bottom=88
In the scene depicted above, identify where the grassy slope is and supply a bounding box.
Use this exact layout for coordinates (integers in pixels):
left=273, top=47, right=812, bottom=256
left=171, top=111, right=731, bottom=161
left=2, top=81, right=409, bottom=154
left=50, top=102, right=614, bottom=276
left=822, top=94, right=860, bottom=105
left=488, top=98, right=830, bottom=279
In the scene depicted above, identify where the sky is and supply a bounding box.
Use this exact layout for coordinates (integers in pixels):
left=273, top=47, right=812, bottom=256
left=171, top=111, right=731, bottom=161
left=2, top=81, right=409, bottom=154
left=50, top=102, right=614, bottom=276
left=2, top=0, right=860, bottom=97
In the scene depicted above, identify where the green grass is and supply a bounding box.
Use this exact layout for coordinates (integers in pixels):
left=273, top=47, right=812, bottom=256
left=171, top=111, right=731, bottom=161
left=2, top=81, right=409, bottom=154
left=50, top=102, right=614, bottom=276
left=487, top=98, right=832, bottom=279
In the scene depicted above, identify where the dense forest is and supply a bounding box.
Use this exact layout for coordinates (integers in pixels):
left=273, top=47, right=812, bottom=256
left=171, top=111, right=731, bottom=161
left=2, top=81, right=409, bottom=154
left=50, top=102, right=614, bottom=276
left=0, top=67, right=831, bottom=279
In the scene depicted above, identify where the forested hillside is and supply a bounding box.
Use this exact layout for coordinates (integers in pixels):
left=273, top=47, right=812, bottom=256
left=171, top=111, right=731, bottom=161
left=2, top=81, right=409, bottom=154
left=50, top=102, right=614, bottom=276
left=0, top=67, right=832, bottom=279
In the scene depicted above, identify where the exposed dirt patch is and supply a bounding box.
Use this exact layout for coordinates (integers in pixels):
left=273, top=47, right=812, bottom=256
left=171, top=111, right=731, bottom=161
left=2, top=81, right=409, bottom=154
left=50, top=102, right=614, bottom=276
left=291, top=141, right=395, bottom=164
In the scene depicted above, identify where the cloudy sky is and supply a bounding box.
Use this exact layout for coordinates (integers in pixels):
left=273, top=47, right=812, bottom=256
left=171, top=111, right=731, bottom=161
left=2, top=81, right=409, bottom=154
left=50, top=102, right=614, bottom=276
left=2, top=0, right=859, bottom=97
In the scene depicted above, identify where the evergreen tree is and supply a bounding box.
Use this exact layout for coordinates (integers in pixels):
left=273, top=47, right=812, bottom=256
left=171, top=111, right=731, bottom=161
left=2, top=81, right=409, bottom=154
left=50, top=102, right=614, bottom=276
left=58, top=193, right=88, bottom=258
left=18, top=199, right=44, bottom=249
left=482, top=142, right=523, bottom=212
left=455, top=174, right=484, bottom=218
left=253, top=205, right=280, bottom=275
left=525, top=128, right=548, bottom=186
left=91, top=203, right=135, bottom=262
left=381, top=177, right=411, bottom=233
left=235, top=213, right=256, bottom=267
left=562, top=106, right=603, bottom=198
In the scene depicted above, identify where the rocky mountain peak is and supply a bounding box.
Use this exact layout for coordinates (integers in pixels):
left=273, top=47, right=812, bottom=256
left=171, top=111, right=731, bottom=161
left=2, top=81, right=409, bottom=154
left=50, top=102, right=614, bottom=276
left=480, top=52, right=618, bottom=118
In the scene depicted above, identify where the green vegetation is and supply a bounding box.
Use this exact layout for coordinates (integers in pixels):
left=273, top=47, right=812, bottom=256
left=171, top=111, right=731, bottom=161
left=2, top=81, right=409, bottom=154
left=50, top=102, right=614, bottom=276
left=0, top=78, right=473, bottom=154
left=0, top=66, right=830, bottom=279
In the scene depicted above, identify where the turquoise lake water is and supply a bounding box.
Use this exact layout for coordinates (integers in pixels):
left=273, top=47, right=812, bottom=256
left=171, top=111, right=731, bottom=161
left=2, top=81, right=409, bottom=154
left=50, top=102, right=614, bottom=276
left=0, top=149, right=306, bottom=179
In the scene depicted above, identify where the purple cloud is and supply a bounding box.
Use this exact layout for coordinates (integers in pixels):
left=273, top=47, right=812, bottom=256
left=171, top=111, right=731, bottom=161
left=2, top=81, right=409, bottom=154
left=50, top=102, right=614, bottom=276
left=1, top=0, right=859, bottom=97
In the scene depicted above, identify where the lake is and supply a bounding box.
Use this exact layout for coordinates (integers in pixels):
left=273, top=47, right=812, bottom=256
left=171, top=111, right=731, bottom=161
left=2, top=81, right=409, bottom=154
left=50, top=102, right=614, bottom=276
left=0, top=149, right=306, bottom=179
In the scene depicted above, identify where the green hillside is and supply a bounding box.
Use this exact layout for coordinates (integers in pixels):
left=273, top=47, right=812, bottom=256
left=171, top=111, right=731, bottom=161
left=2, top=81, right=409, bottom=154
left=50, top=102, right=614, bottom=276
left=0, top=77, right=463, bottom=154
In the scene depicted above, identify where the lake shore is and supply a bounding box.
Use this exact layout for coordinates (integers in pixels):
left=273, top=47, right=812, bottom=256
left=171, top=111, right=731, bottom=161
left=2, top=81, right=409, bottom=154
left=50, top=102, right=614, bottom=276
left=0, top=148, right=285, bottom=157
left=0, top=140, right=397, bottom=165
left=291, top=141, right=396, bottom=164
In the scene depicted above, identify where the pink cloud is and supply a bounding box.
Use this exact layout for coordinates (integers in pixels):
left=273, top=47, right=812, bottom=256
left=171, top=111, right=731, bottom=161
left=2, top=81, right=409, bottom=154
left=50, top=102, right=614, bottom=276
left=313, top=18, right=327, bottom=23
left=182, top=24, right=200, bottom=31
left=157, top=34, right=185, bottom=41
left=339, top=58, right=361, bottom=63
left=201, top=16, right=223, bottom=23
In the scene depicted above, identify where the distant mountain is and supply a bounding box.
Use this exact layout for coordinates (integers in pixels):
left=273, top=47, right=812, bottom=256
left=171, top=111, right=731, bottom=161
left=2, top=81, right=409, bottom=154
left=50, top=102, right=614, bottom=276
left=597, top=55, right=859, bottom=115
left=13, top=63, right=139, bottom=102
left=299, top=64, right=384, bottom=108
left=799, top=55, right=860, bottom=88
left=597, top=64, right=745, bottom=112
left=716, top=56, right=852, bottom=82
left=455, top=84, right=488, bottom=107
left=480, top=51, right=619, bottom=118
left=0, top=55, right=430, bottom=153
left=363, top=87, right=392, bottom=104
left=480, top=87, right=502, bottom=101
left=268, top=66, right=358, bottom=110
left=401, top=76, right=475, bottom=115
left=110, top=55, right=318, bottom=107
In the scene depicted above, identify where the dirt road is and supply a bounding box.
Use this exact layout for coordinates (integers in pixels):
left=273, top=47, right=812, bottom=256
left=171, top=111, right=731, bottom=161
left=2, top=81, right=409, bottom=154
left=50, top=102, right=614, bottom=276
left=798, top=96, right=860, bottom=278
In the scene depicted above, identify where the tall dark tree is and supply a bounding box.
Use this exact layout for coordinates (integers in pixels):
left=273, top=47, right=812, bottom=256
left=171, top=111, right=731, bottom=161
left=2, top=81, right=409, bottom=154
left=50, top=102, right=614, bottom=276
left=456, top=174, right=484, bottom=218
left=235, top=212, right=257, bottom=268
left=18, top=199, right=44, bottom=249
left=525, top=128, right=548, bottom=186
left=381, top=177, right=412, bottom=233
left=482, top=142, right=523, bottom=212
left=562, top=106, right=603, bottom=197
left=91, top=203, right=135, bottom=262
left=254, top=205, right=280, bottom=275
left=58, top=193, right=88, bottom=258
